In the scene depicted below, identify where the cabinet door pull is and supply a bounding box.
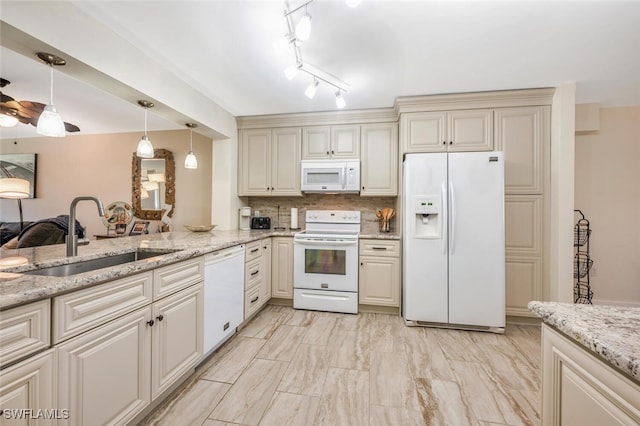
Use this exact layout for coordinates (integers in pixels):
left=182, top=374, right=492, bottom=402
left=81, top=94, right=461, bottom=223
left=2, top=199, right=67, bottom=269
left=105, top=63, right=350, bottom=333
left=250, top=248, right=259, bottom=253
left=251, top=296, right=259, bottom=303
left=371, top=246, right=387, bottom=250
left=146, top=319, right=155, bottom=327
left=156, top=314, right=164, bottom=322
left=251, top=270, right=259, bottom=276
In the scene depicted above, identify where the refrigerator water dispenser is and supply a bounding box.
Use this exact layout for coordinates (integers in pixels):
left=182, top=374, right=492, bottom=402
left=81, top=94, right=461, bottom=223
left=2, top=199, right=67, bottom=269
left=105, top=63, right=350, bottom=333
left=413, top=196, right=440, bottom=238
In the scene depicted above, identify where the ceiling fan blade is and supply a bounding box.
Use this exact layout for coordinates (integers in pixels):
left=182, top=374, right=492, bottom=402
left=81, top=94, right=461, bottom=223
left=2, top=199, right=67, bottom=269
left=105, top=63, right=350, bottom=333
left=1, top=92, right=15, bottom=103
left=64, top=122, right=80, bottom=132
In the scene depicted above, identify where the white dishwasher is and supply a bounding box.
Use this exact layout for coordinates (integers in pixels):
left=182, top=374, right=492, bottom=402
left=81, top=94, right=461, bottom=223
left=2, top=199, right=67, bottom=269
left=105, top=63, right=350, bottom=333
left=203, top=244, right=245, bottom=358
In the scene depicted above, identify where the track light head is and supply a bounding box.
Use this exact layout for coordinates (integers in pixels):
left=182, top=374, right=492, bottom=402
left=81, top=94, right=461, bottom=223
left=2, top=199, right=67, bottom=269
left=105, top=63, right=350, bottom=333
left=335, top=91, right=346, bottom=109
left=295, top=12, right=312, bottom=41
left=305, top=79, right=319, bottom=99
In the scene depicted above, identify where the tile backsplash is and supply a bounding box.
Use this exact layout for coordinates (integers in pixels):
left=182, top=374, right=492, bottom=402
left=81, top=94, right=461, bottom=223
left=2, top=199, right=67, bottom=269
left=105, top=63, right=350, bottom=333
left=248, top=195, right=399, bottom=234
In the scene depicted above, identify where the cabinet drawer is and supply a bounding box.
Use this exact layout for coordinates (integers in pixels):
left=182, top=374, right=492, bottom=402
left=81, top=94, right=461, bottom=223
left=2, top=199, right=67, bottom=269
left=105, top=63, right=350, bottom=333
left=154, top=257, right=204, bottom=300
left=244, top=285, right=262, bottom=319
left=0, top=299, right=51, bottom=367
left=245, top=257, right=263, bottom=290
left=53, top=272, right=153, bottom=344
left=359, top=239, right=400, bottom=257
left=245, top=240, right=262, bottom=263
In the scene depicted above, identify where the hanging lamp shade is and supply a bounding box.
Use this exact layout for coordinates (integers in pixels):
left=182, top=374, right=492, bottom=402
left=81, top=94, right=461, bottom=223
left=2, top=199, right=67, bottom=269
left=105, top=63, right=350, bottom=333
left=184, top=123, right=198, bottom=169
left=0, top=114, right=19, bottom=127
left=136, top=100, right=155, bottom=158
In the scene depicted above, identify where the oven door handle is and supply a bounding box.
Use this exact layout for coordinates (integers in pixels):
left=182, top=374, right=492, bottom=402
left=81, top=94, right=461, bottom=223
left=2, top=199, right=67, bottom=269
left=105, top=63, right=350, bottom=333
left=294, top=239, right=358, bottom=247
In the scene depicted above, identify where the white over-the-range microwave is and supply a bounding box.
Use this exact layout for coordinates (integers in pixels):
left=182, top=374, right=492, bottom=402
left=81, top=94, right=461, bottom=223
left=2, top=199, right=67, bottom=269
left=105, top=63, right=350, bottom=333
left=300, top=160, right=360, bottom=194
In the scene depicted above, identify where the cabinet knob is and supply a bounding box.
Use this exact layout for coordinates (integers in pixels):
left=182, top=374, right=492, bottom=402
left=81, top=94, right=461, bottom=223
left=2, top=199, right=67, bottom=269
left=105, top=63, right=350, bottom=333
left=449, top=141, right=453, bottom=145
left=362, top=186, right=365, bottom=190
left=156, top=314, right=164, bottom=322
left=360, top=262, right=363, bottom=266
left=331, top=150, right=334, bottom=154
left=146, top=319, right=155, bottom=327
left=442, top=141, right=446, bottom=145
left=326, top=151, right=330, bottom=155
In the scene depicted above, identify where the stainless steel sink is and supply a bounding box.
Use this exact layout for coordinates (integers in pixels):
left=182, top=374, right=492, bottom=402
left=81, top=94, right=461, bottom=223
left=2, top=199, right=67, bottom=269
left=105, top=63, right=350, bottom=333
left=23, top=249, right=181, bottom=277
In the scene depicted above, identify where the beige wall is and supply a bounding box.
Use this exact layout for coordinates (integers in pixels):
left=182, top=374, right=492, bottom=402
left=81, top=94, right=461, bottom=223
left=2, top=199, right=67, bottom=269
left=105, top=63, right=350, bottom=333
left=0, top=129, right=212, bottom=238
left=575, top=106, right=640, bottom=306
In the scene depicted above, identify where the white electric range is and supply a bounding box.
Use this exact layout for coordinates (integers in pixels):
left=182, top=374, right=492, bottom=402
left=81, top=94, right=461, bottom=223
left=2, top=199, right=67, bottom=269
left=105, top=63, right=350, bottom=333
left=293, top=210, right=360, bottom=314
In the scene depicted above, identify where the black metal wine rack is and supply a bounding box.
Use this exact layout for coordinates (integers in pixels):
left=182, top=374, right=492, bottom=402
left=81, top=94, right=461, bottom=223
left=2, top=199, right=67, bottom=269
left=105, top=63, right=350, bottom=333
left=574, top=210, right=593, bottom=303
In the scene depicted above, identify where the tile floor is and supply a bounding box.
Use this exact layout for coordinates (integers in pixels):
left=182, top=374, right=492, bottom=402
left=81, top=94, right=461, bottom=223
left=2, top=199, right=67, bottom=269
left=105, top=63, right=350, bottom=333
left=141, top=305, right=541, bottom=426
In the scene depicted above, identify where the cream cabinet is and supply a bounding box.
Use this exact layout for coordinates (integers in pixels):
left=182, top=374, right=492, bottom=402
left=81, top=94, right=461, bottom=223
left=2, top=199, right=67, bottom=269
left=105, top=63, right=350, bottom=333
left=271, top=237, right=294, bottom=299
left=0, top=349, right=56, bottom=425
left=358, top=239, right=401, bottom=307
left=54, top=257, right=204, bottom=426
left=238, top=127, right=301, bottom=196
left=302, top=125, right=360, bottom=160
left=401, top=109, right=493, bottom=153
left=56, top=307, right=152, bottom=426
left=0, top=299, right=50, bottom=367
left=496, top=106, right=550, bottom=317
left=244, top=239, right=271, bottom=319
left=541, top=324, right=640, bottom=425
left=151, top=283, right=203, bottom=399
left=360, top=123, right=398, bottom=196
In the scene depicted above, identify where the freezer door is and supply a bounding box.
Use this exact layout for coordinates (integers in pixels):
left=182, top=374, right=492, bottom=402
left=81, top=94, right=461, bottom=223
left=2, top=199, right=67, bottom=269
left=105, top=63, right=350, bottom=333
left=402, top=153, right=449, bottom=323
left=447, top=152, right=505, bottom=328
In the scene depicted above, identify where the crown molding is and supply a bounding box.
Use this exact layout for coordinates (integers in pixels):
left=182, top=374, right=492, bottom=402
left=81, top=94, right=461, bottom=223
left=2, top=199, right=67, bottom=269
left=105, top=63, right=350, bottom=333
left=394, top=88, right=555, bottom=114
left=236, top=107, right=397, bottom=129
left=236, top=88, right=556, bottom=129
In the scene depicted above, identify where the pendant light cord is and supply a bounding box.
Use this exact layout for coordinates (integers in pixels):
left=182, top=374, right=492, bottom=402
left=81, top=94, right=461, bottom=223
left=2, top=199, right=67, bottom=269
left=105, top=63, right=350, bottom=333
left=49, top=65, right=54, bottom=105
left=189, top=128, right=193, bottom=151
left=144, top=107, right=148, bottom=136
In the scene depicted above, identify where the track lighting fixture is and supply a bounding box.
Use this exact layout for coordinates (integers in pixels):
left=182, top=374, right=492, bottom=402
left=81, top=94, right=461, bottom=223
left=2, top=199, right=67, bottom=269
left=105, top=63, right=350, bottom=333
left=36, top=52, right=66, bottom=137
left=280, top=0, right=351, bottom=109
left=305, top=79, right=319, bottom=99
left=335, top=90, right=346, bottom=109
left=184, top=123, right=198, bottom=169
left=136, top=100, right=155, bottom=158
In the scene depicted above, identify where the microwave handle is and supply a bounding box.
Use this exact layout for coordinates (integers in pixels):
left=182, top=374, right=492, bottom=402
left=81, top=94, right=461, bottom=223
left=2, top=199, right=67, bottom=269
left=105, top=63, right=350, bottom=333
left=341, top=167, right=346, bottom=189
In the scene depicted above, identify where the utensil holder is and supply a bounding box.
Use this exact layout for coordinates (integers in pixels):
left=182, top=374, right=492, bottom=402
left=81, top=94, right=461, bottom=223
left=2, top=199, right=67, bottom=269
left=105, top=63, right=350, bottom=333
left=379, top=220, right=390, bottom=232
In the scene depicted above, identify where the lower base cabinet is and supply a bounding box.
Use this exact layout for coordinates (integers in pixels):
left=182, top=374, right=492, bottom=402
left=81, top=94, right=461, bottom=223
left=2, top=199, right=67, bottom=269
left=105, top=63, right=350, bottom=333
left=359, top=239, right=401, bottom=307
left=542, top=324, right=640, bottom=425
left=56, top=282, right=203, bottom=425
left=0, top=349, right=55, bottom=425
left=271, top=237, right=294, bottom=299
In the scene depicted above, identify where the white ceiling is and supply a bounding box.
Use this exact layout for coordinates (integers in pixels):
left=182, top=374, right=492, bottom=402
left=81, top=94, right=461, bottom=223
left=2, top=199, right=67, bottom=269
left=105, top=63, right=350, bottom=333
left=1, top=0, right=639, bottom=140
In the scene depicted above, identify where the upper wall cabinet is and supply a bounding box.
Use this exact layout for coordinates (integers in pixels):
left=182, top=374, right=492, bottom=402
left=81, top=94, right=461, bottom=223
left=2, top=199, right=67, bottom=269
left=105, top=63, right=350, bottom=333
left=238, top=128, right=302, bottom=196
left=401, top=109, right=493, bottom=153
left=302, top=125, right=360, bottom=160
left=494, top=106, right=550, bottom=195
left=360, top=123, right=398, bottom=196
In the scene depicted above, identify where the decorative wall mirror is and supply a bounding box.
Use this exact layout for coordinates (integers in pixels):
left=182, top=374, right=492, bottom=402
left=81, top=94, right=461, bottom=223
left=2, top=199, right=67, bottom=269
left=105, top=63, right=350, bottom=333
left=132, top=148, right=175, bottom=220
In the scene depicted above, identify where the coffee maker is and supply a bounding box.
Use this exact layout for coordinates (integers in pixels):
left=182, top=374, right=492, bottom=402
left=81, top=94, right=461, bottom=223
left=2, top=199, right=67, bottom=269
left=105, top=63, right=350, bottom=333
left=239, top=207, right=251, bottom=230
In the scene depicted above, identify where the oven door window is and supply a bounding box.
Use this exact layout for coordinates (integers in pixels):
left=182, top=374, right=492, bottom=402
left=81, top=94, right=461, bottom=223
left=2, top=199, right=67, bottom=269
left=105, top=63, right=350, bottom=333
left=305, top=248, right=346, bottom=275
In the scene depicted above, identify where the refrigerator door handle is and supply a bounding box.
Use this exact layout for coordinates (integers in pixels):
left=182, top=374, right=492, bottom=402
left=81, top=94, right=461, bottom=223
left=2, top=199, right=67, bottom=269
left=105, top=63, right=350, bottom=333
left=441, top=180, right=448, bottom=254
left=449, top=181, right=456, bottom=255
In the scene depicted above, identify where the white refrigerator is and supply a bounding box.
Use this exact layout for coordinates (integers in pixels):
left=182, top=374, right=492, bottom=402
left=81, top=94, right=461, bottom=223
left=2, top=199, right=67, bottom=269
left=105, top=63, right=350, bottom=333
left=402, top=152, right=505, bottom=333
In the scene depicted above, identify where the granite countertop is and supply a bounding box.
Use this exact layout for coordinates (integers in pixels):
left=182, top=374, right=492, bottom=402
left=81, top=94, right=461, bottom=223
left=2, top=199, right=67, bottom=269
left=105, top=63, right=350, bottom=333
left=0, top=229, right=294, bottom=310
left=358, top=233, right=401, bottom=240
left=528, top=301, right=640, bottom=382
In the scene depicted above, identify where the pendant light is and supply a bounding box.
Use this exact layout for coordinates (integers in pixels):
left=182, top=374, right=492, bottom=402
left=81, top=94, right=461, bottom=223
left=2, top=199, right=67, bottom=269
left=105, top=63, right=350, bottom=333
left=184, top=123, right=198, bottom=169
left=136, top=100, right=155, bottom=158
left=295, top=9, right=312, bottom=41
left=36, top=52, right=66, bottom=137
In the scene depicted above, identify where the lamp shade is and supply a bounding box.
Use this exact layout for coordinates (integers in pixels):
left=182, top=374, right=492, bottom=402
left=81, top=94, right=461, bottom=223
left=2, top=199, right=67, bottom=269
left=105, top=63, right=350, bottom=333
left=0, top=114, right=19, bottom=127
left=184, top=152, right=198, bottom=169
left=136, top=135, right=154, bottom=158
left=147, top=173, right=165, bottom=183
left=0, top=178, right=30, bottom=199
left=37, top=105, right=66, bottom=137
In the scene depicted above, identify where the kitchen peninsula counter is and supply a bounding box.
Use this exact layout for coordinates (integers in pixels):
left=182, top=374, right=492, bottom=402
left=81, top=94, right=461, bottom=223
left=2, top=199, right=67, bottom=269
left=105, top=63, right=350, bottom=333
left=0, top=229, right=295, bottom=310
left=528, top=301, right=640, bottom=383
